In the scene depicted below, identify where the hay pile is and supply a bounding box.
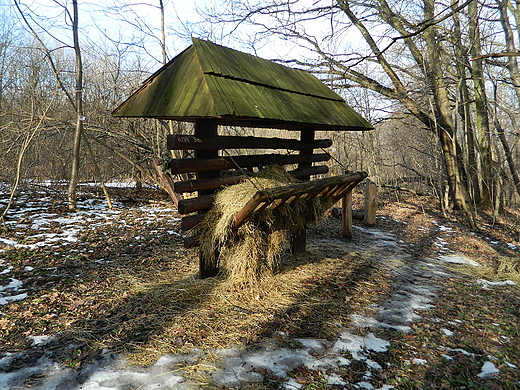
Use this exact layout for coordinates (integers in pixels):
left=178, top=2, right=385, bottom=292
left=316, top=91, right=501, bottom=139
left=198, top=165, right=336, bottom=291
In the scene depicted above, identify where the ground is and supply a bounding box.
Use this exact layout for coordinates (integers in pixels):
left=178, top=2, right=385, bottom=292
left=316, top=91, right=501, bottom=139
left=0, top=184, right=519, bottom=389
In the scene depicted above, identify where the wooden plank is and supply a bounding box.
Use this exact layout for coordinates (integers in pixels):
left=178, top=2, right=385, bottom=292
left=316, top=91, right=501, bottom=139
left=177, top=195, right=215, bottom=215
left=289, top=165, right=329, bottom=178
left=298, top=129, right=315, bottom=181
left=174, top=165, right=329, bottom=194
left=167, top=134, right=333, bottom=151
left=170, top=152, right=331, bottom=174
left=181, top=214, right=205, bottom=231
left=193, top=121, right=220, bottom=279
left=364, top=178, right=377, bottom=226
left=194, top=119, right=220, bottom=196
left=291, top=229, right=307, bottom=254
left=174, top=175, right=247, bottom=194
left=183, top=235, right=199, bottom=248
left=342, top=191, right=353, bottom=238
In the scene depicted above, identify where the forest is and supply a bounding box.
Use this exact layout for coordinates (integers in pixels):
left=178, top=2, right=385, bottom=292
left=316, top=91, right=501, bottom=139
left=0, top=0, right=518, bottom=227
left=1, top=1, right=519, bottom=389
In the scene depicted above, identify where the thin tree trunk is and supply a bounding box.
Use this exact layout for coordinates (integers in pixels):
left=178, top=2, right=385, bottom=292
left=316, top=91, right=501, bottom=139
left=67, top=0, right=83, bottom=210
left=1, top=104, right=51, bottom=220
left=451, top=1, right=481, bottom=204
left=423, top=0, right=475, bottom=227
left=82, top=131, right=113, bottom=209
left=469, top=0, right=495, bottom=210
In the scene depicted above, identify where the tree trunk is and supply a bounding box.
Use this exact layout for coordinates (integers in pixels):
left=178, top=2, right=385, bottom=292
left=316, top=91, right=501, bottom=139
left=469, top=0, right=496, bottom=210
left=451, top=1, right=481, bottom=204
left=67, top=0, right=83, bottom=210
left=423, top=0, right=475, bottom=227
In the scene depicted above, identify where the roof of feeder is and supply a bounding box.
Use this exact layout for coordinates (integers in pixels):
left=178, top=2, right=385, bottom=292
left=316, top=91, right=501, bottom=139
left=112, top=38, right=373, bottom=131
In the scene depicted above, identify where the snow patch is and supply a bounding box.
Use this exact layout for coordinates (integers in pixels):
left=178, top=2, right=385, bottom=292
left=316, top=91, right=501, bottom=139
left=477, top=279, right=516, bottom=288
left=439, top=254, right=480, bottom=267
left=0, top=293, right=27, bottom=305
left=332, top=332, right=390, bottom=360
left=477, top=361, right=499, bottom=378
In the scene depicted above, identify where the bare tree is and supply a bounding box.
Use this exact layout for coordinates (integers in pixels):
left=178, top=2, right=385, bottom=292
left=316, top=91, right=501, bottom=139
left=195, top=0, right=520, bottom=224
left=67, top=0, right=84, bottom=209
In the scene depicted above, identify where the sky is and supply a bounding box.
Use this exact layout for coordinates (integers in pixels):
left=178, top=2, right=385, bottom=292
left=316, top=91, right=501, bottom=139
left=5, top=0, right=364, bottom=69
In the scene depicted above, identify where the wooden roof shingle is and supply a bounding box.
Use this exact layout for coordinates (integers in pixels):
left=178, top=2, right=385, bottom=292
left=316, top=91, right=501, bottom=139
left=112, top=38, right=373, bottom=131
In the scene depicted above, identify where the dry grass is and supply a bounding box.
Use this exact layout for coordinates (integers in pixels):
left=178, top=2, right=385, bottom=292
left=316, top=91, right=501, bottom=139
left=198, top=165, right=335, bottom=291
left=1, top=187, right=519, bottom=388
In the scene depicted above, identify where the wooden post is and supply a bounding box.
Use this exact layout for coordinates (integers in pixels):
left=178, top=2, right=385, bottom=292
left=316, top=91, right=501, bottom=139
left=291, top=229, right=307, bottom=255
left=195, top=119, right=220, bottom=278
left=342, top=191, right=353, bottom=238
left=292, top=129, right=315, bottom=254
left=364, top=178, right=377, bottom=226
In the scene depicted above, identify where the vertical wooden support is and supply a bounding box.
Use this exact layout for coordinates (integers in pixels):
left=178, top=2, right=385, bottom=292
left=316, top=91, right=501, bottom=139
left=292, top=129, right=315, bottom=254
left=342, top=191, right=353, bottom=238
left=291, top=229, right=307, bottom=255
left=195, top=119, right=220, bottom=194
left=364, top=178, right=377, bottom=226
left=195, top=119, right=220, bottom=278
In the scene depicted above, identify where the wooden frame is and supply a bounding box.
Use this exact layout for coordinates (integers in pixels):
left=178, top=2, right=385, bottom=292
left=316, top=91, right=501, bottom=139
left=166, top=120, right=370, bottom=278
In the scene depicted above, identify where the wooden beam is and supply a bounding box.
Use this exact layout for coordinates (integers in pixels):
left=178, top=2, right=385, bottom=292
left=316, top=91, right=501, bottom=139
left=174, top=175, right=247, bottom=194
left=342, top=191, right=353, bottom=238
left=173, top=165, right=329, bottom=194
left=167, top=134, right=333, bottom=151
left=289, top=165, right=328, bottom=178
left=291, top=229, right=307, bottom=254
left=194, top=119, right=219, bottom=194
left=364, top=178, right=377, bottom=226
left=181, top=214, right=205, bottom=231
left=170, top=153, right=331, bottom=174
left=177, top=195, right=215, bottom=215
left=183, top=235, right=199, bottom=248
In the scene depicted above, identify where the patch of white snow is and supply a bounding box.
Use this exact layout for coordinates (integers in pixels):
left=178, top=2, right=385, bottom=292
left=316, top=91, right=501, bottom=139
left=477, top=361, right=499, bottom=378
left=477, top=279, right=516, bottom=288
left=439, top=254, right=481, bottom=267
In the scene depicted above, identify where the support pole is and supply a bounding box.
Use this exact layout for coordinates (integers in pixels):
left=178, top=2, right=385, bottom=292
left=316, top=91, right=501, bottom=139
left=195, top=119, right=220, bottom=278
left=342, top=191, right=353, bottom=238
left=292, top=129, right=315, bottom=254
left=364, top=178, right=377, bottom=226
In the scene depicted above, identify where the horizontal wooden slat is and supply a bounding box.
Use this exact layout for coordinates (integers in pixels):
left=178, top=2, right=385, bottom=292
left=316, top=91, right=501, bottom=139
left=177, top=195, right=215, bottom=214
left=289, top=165, right=329, bottom=178
left=183, top=235, right=199, bottom=249
left=170, top=153, right=330, bottom=174
left=173, top=165, right=329, bottom=194
left=175, top=174, right=247, bottom=194
left=233, top=172, right=367, bottom=230
left=167, top=134, right=332, bottom=151
left=181, top=214, right=205, bottom=231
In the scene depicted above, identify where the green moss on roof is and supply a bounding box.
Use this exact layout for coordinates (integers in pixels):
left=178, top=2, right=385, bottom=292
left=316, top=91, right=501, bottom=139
left=112, top=38, right=373, bottom=131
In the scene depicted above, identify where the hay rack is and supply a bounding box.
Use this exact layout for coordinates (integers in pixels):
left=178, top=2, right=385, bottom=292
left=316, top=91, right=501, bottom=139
left=112, top=38, right=375, bottom=278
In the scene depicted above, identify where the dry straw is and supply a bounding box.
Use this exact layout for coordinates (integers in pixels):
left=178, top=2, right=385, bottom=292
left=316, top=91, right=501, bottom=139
left=197, top=165, right=337, bottom=292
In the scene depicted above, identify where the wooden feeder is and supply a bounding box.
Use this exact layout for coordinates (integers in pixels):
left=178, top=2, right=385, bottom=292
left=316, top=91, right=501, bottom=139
left=113, top=38, right=374, bottom=278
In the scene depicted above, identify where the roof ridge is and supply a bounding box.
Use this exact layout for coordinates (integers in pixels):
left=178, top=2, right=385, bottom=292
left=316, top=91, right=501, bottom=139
left=203, top=71, right=344, bottom=102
